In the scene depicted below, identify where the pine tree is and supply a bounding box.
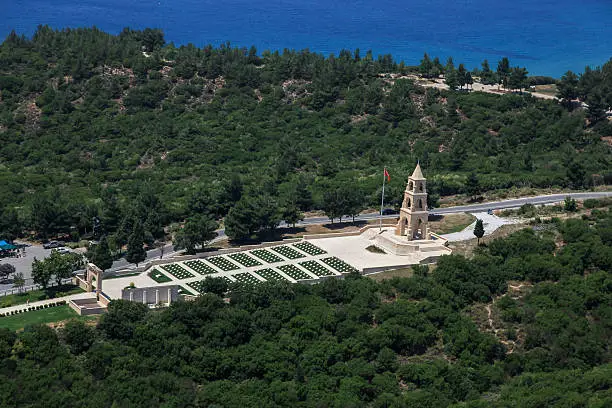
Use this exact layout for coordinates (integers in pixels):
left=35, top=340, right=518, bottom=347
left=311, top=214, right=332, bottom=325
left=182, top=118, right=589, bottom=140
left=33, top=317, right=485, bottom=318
left=444, top=57, right=458, bottom=91
left=497, top=57, right=510, bottom=89
left=88, top=236, right=114, bottom=271
left=420, top=53, right=433, bottom=78
left=473, top=219, right=485, bottom=245
left=126, top=223, right=146, bottom=267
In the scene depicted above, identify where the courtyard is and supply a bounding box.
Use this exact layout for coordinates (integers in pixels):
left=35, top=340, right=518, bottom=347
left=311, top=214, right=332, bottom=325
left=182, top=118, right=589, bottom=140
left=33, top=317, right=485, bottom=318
left=101, top=241, right=359, bottom=299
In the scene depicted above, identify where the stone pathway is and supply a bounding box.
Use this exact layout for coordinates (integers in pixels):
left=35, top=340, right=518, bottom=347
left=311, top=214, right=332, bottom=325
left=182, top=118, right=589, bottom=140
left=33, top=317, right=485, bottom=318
left=0, top=292, right=95, bottom=315
left=441, top=212, right=519, bottom=242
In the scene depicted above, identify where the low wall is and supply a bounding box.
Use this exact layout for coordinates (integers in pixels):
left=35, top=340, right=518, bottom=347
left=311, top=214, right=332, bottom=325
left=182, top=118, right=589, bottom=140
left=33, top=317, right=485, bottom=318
left=69, top=298, right=107, bottom=316
left=303, top=223, right=396, bottom=240
left=122, top=285, right=179, bottom=306
left=362, top=264, right=415, bottom=275
left=429, top=232, right=449, bottom=246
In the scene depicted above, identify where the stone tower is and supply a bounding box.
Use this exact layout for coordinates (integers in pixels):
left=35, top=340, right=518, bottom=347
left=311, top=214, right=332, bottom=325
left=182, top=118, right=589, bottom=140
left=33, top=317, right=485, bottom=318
left=396, top=163, right=430, bottom=240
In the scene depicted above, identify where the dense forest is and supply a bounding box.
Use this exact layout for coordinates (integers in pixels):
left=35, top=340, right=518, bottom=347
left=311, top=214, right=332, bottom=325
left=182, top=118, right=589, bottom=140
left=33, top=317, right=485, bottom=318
left=0, top=211, right=610, bottom=406
left=0, top=27, right=611, bottom=245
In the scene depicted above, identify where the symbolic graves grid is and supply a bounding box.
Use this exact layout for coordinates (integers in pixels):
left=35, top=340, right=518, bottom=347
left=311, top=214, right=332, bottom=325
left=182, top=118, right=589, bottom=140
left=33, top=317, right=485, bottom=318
left=178, top=286, right=194, bottom=296
left=298, top=260, right=335, bottom=277
left=207, top=256, right=240, bottom=271
left=254, top=268, right=291, bottom=282
left=185, top=260, right=218, bottom=275
left=271, top=245, right=306, bottom=260
left=149, top=268, right=172, bottom=283
left=228, top=252, right=262, bottom=267
left=160, top=263, right=194, bottom=280
left=250, top=249, right=284, bottom=263
left=293, top=241, right=327, bottom=256
left=321, top=257, right=358, bottom=273
left=231, top=272, right=261, bottom=285
left=278, top=264, right=312, bottom=280
left=188, top=276, right=233, bottom=294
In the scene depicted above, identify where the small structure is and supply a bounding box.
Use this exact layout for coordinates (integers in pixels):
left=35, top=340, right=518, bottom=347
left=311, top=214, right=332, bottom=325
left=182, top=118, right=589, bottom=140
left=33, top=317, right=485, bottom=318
left=122, top=284, right=179, bottom=308
left=72, top=263, right=108, bottom=315
left=396, top=162, right=430, bottom=240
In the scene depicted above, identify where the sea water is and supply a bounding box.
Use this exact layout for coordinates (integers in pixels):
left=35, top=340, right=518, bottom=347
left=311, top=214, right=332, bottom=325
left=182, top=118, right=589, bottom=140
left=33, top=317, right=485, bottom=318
left=1, top=0, right=611, bottom=77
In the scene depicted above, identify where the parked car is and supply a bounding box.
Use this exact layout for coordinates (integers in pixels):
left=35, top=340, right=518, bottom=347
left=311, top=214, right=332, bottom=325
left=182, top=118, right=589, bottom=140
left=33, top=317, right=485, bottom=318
left=43, top=241, right=64, bottom=249
left=54, top=247, right=71, bottom=254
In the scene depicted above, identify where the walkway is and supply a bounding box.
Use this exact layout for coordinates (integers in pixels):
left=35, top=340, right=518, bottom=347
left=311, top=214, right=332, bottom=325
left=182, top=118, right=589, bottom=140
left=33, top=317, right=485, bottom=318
left=441, top=212, right=520, bottom=242
left=0, top=292, right=95, bottom=315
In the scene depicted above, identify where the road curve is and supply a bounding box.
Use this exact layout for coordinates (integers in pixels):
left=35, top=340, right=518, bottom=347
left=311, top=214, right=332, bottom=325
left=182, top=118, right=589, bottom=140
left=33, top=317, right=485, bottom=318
left=107, top=191, right=611, bottom=272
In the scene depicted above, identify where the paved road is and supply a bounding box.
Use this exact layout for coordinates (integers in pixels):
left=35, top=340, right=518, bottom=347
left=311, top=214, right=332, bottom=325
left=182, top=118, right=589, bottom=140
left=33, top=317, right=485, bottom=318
left=199, top=191, right=612, bottom=250
left=112, top=191, right=612, bottom=270
left=429, top=192, right=612, bottom=215
left=7, top=191, right=611, bottom=279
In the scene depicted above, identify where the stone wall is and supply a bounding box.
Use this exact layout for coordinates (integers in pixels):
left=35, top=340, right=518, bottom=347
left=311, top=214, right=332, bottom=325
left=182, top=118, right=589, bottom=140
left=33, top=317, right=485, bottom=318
left=122, top=285, right=179, bottom=306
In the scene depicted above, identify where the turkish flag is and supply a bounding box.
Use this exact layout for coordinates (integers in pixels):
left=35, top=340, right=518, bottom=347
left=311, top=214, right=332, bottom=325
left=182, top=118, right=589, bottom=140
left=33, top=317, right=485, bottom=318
left=384, top=168, right=390, bottom=182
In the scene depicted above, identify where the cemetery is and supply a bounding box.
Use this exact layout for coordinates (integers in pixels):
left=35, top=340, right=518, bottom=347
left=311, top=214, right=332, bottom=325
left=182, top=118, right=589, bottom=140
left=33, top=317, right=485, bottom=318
left=184, top=260, right=218, bottom=275
left=228, top=252, right=262, bottom=267
left=293, top=241, right=327, bottom=256
left=206, top=256, right=240, bottom=271
left=298, top=260, right=336, bottom=277
left=271, top=245, right=306, bottom=260
left=253, top=268, right=291, bottom=282
left=278, top=264, right=313, bottom=281
left=160, top=263, right=194, bottom=280
left=250, top=249, right=284, bottom=263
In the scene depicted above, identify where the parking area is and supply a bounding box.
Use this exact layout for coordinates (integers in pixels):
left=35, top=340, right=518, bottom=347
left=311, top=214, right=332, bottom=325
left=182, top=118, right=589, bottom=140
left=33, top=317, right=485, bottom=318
left=0, top=241, right=76, bottom=291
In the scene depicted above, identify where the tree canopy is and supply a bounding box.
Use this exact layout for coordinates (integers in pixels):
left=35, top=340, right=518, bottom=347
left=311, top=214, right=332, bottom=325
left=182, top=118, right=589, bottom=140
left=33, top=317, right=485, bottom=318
left=1, top=211, right=611, bottom=406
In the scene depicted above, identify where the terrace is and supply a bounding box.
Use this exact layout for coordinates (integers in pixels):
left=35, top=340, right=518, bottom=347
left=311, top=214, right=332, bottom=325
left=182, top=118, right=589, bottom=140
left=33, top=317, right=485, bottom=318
left=231, top=272, right=261, bottom=285
left=278, top=264, right=312, bottom=281
left=160, top=264, right=194, bottom=280
left=293, top=241, right=327, bottom=256
left=299, top=260, right=335, bottom=277
left=228, top=252, right=262, bottom=267
left=271, top=245, right=306, bottom=260
left=206, top=256, right=239, bottom=271
left=184, top=260, right=218, bottom=275
left=254, top=268, right=291, bottom=282
left=251, top=249, right=284, bottom=263
left=321, top=257, right=358, bottom=274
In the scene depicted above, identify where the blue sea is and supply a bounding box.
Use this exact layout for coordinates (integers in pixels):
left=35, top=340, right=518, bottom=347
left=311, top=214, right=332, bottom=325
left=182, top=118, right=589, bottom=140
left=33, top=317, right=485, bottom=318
left=2, top=0, right=611, bottom=77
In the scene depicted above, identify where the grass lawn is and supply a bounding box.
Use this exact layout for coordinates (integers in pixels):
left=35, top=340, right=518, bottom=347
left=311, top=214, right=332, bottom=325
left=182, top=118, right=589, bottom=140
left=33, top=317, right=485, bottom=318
left=148, top=269, right=172, bottom=283
left=429, top=213, right=476, bottom=234
left=0, top=285, right=84, bottom=308
left=0, top=305, right=96, bottom=331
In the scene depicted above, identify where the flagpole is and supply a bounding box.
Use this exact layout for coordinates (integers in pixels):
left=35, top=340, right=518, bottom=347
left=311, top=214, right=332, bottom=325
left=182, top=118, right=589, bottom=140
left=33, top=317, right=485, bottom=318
left=380, top=167, right=386, bottom=231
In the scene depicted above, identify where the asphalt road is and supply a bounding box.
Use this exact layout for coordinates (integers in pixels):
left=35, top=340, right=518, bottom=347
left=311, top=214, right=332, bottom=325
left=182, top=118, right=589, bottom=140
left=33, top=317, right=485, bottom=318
left=101, top=191, right=612, bottom=273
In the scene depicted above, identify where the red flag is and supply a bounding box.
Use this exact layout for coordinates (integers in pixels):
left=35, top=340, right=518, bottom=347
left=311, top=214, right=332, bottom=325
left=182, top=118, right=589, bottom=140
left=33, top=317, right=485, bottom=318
left=384, top=168, right=390, bottom=182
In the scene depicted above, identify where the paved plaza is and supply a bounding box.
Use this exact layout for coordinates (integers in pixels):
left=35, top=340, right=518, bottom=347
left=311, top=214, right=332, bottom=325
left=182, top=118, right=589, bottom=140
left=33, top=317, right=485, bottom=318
left=101, top=241, right=360, bottom=299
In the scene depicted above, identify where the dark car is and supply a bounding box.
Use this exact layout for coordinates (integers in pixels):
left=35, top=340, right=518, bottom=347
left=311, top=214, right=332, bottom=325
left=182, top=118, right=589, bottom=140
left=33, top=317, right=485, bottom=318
left=43, top=241, right=64, bottom=249
left=381, top=208, right=398, bottom=215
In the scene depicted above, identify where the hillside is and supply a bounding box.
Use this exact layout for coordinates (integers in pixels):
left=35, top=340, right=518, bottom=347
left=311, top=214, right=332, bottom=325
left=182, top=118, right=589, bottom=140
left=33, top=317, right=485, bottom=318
left=0, top=27, right=611, bottom=242
left=0, top=212, right=610, bottom=406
